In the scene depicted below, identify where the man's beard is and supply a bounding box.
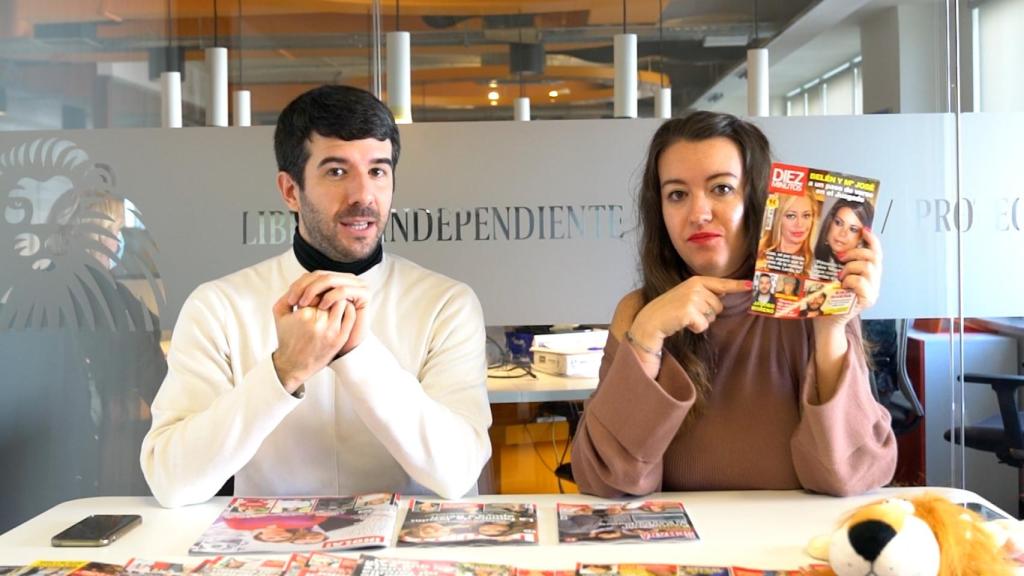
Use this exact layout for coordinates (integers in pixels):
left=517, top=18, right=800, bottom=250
left=299, top=202, right=383, bottom=263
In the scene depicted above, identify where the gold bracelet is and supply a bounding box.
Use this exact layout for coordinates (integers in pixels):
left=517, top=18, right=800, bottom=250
left=624, top=330, right=662, bottom=359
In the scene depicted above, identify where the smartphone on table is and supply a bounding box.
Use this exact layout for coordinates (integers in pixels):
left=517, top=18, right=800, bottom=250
left=51, top=514, right=142, bottom=547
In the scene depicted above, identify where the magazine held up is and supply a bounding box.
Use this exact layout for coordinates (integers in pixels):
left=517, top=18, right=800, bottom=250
left=751, top=163, right=879, bottom=319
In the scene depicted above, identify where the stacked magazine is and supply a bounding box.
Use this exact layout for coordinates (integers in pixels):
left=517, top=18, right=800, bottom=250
left=751, top=163, right=879, bottom=319
left=397, top=501, right=538, bottom=546
left=3, top=556, right=826, bottom=576
left=189, top=495, right=399, bottom=555
left=577, top=567, right=822, bottom=576
left=556, top=501, right=698, bottom=544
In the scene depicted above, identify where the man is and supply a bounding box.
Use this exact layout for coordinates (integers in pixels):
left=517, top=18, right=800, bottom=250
left=140, top=85, right=492, bottom=507
left=754, top=272, right=776, bottom=305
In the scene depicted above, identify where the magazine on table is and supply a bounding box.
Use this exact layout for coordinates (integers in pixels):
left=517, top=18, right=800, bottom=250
left=289, top=552, right=359, bottom=576
left=556, top=500, right=698, bottom=544
left=576, top=567, right=825, bottom=576
left=352, top=555, right=515, bottom=576
left=189, top=494, right=399, bottom=555
left=123, top=559, right=189, bottom=576
left=191, top=557, right=289, bottom=576
left=576, top=565, right=729, bottom=576
left=397, top=500, right=538, bottom=546
left=729, top=565, right=823, bottom=569
left=9, top=562, right=125, bottom=576
left=751, top=163, right=879, bottom=319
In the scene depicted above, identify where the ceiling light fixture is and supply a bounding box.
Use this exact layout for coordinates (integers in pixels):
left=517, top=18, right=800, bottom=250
left=513, top=12, right=530, bottom=121
left=746, top=0, right=768, bottom=116
left=160, top=0, right=182, bottom=127
left=703, top=35, right=749, bottom=48
left=206, top=0, right=229, bottom=126
left=654, top=0, right=671, bottom=119
left=613, top=0, right=637, bottom=118
left=386, top=0, right=412, bottom=123
left=232, top=0, right=251, bottom=126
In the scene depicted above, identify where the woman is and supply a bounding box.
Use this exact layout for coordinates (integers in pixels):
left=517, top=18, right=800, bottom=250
left=570, top=112, right=895, bottom=497
left=756, top=188, right=818, bottom=275
left=814, top=199, right=874, bottom=278
left=779, top=276, right=800, bottom=297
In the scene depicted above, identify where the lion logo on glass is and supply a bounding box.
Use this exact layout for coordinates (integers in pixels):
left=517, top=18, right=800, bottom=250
left=0, top=138, right=163, bottom=332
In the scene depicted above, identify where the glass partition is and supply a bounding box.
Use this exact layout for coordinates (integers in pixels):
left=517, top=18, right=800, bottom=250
left=1, top=0, right=1018, bottom=532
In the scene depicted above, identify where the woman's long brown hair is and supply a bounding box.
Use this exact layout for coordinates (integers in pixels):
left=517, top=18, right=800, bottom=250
left=637, top=111, right=772, bottom=413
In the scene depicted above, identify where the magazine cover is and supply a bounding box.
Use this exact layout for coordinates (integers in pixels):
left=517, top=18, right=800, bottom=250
left=9, top=562, right=96, bottom=576
left=124, top=559, right=189, bottom=576
left=733, top=565, right=819, bottom=569
left=191, top=557, right=288, bottom=576
left=751, top=163, right=879, bottom=319
left=556, top=501, right=698, bottom=544
left=189, top=494, right=399, bottom=555
left=292, top=553, right=359, bottom=576
left=576, top=565, right=729, bottom=575
left=397, top=501, right=538, bottom=546
left=352, top=556, right=514, bottom=576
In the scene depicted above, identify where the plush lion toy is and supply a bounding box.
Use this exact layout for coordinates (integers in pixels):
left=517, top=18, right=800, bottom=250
left=805, top=494, right=1020, bottom=576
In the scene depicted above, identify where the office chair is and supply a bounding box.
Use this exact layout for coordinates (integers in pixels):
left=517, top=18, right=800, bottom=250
left=944, top=372, right=1024, bottom=518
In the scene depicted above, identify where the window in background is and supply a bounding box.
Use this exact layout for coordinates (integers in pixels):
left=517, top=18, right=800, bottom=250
left=785, top=56, right=862, bottom=117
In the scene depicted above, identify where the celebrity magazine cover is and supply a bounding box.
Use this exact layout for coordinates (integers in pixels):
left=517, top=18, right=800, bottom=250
left=576, top=567, right=824, bottom=576
left=397, top=501, right=538, bottom=547
left=9, top=562, right=91, bottom=576
left=124, top=559, right=189, bottom=576
left=556, top=501, right=698, bottom=544
left=283, top=553, right=358, bottom=576
left=189, top=494, right=399, bottom=556
left=352, top=556, right=515, bottom=576
left=751, top=163, right=879, bottom=319
left=191, top=557, right=288, bottom=576
left=576, top=565, right=729, bottom=575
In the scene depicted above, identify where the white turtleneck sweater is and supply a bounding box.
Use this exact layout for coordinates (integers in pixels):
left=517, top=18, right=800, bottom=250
left=140, top=250, right=492, bottom=508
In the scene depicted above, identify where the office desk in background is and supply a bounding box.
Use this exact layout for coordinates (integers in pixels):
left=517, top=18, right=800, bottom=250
left=487, top=368, right=598, bottom=404
left=0, top=488, right=1002, bottom=570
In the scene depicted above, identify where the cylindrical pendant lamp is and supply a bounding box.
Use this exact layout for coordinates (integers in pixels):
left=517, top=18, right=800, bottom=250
left=614, top=33, right=637, bottom=118
left=386, top=31, right=412, bottom=123
left=654, top=87, right=672, bottom=119
left=233, top=90, right=251, bottom=126
left=514, top=97, right=531, bottom=121
left=206, top=47, right=229, bottom=126
left=160, top=72, right=182, bottom=128
left=747, top=48, right=769, bottom=117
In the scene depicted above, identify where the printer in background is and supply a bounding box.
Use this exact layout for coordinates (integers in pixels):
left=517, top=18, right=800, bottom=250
left=530, top=329, right=608, bottom=378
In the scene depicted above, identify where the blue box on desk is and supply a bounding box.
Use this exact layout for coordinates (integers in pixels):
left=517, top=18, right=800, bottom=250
left=505, top=331, right=534, bottom=365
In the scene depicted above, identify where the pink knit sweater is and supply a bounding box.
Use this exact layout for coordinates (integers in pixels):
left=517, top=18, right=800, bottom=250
left=570, top=293, right=897, bottom=497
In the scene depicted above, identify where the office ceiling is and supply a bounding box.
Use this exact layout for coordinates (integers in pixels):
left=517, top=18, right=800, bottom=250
left=0, top=0, right=822, bottom=122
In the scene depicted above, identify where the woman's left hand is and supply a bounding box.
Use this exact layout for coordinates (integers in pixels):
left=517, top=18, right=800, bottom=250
left=814, top=227, right=883, bottom=330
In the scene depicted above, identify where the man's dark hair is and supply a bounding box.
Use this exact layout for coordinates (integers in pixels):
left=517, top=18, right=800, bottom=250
left=274, top=85, right=401, bottom=190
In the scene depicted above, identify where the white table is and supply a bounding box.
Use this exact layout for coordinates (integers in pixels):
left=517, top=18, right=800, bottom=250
left=0, top=488, right=1001, bottom=571
left=486, top=369, right=597, bottom=404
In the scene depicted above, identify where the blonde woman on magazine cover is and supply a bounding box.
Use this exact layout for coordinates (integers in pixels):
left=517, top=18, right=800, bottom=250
left=756, top=188, right=819, bottom=276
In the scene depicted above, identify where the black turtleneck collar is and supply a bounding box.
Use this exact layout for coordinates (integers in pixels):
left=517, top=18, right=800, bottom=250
left=293, top=229, right=383, bottom=275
